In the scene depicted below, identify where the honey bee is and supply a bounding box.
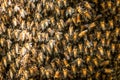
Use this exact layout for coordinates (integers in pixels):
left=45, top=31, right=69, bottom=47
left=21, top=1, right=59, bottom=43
left=49, top=17, right=55, bottom=26
left=106, top=39, right=111, bottom=47
left=41, top=44, right=46, bottom=52
left=13, top=29, right=21, bottom=39
left=117, top=53, right=120, bottom=60
left=95, top=71, right=100, bottom=79
left=93, top=58, right=98, bottom=67
left=10, top=63, right=16, bottom=72
left=55, top=32, right=62, bottom=40
left=106, top=50, right=111, bottom=59
left=55, top=6, right=60, bottom=16
left=82, top=68, right=87, bottom=77
left=98, top=46, right=104, bottom=56
left=9, top=69, right=13, bottom=79
left=7, top=28, right=12, bottom=38
left=54, top=70, right=61, bottom=79
left=104, top=68, right=113, bottom=74
left=0, top=38, right=5, bottom=47
left=12, top=17, right=18, bottom=27
left=116, top=0, right=120, bottom=6
left=7, top=52, right=12, bottom=62
left=78, top=43, right=83, bottom=52
left=66, top=7, right=74, bottom=17
left=15, top=57, right=20, bottom=68
left=2, top=56, right=7, bottom=67
left=83, top=10, right=91, bottom=20
left=88, top=65, right=93, bottom=73
left=71, top=64, right=76, bottom=75
left=101, top=2, right=105, bottom=10
left=84, top=1, right=92, bottom=9
left=54, top=44, right=59, bottom=54
left=67, top=45, right=72, bottom=55
left=64, top=33, right=69, bottom=42
left=63, top=68, right=68, bottom=78
left=115, top=27, right=120, bottom=36
left=86, top=55, right=91, bottom=63
left=63, top=58, right=69, bottom=67
left=96, top=31, right=101, bottom=40
left=107, top=1, right=112, bottom=9
left=101, top=38, right=105, bottom=47
left=73, top=47, right=78, bottom=58
left=88, top=22, right=96, bottom=30
left=69, top=25, right=74, bottom=36
left=72, top=15, right=77, bottom=25
left=76, top=6, right=83, bottom=14
left=76, top=13, right=81, bottom=23
left=19, top=30, right=27, bottom=41
left=111, top=43, right=115, bottom=52
left=6, top=39, right=12, bottom=49
left=85, top=40, right=92, bottom=48
left=76, top=58, right=83, bottom=67
left=23, top=70, right=28, bottom=80
left=108, top=19, right=114, bottom=29
left=64, top=51, right=70, bottom=60
left=79, top=30, right=88, bottom=38
left=100, top=20, right=106, bottom=31
left=100, top=60, right=110, bottom=67
left=105, top=31, right=110, bottom=39
left=1, top=22, right=6, bottom=33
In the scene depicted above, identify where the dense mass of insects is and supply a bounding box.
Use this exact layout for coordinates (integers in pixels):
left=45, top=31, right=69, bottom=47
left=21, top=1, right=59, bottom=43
left=0, top=0, right=120, bottom=80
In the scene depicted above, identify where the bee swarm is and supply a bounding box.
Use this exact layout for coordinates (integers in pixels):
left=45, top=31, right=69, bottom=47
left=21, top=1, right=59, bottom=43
left=0, top=0, right=120, bottom=80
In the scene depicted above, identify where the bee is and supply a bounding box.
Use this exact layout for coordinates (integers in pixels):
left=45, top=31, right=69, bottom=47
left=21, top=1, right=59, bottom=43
left=78, top=43, right=83, bottom=52
left=12, top=17, right=18, bottom=27
left=107, top=1, right=112, bottom=9
left=88, top=22, right=96, bottom=30
left=71, top=63, right=76, bottom=74
left=82, top=68, right=87, bottom=77
left=23, top=70, right=28, bottom=80
left=45, top=69, right=51, bottom=78
left=54, top=70, right=61, bottom=79
left=1, top=22, right=6, bottom=33
left=76, top=13, right=81, bottom=23
left=117, top=53, right=120, bottom=60
left=86, top=55, right=91, bottom=63
left=55, top=6, right=60, bottom=16
left=60, top=19, right=65, bottom=28
left=13, top=29, right=21, bottom=39
left=76, top=6, right=83, bottom=14
left=7, top=28, right=12, bottom=39
left=85, top=40, right=92, bottom=48
left=88, top=65, right=93, bottom=73
left=6, top=39, right=12, bottom=49
left=54, top=44, right=59, bottom=54
left=116, top=0, right=120, bottom=6
left=9, top=69, right=13, bottom=79
left=79, top=30, right=88, bottom=38
left=96, top=53, right=102, bottom=60
left=101, top=38, right=105, bottom=47
left=111, top=43, right=115, bottom=52
left=41, top=44, right=46, bottom=52
left=83, top=10, right=91, bottom=20
left=98, top=46, right=104, bottom=56
left=95, top=71, right=100, bottom=79
left=100, top=60, right=110, bottom=67
left=105, top=31, right=110, bottom=39
left=115, top=27, right=120, bottom=36
left=73, top=31, right=78, bottom=42
left=104, top=68, right=113, bottom=74
left=101, top=2, right=105, bottom=10
left=106, top=39, right=111, bottom=47
left=67, top=45, right=72, bottom=55
left=0, top=38, right=5, bottom=47
left=100, top=20, right=106, bottom=31
left=7, top=52, right=12, bottom=62
left=10, top=63, right=16, bottom=72
left=49, top=17, right=55, bottom=26
left=63, top=58, right=69, bottom=67
left=19, top=8, right=27, bottom=18
left=108, top=19, right=114, bottom=29
left=15, top=57, right=20, bottom=68
left=84, top=1, right=92, bottom=9
left=19, top=30, right=27, bottom=41
left=64, top=33, right=69, bottom=42
left=72, top=15, right=77, bottom=25
left=76, top=58, right=83, bottom=67
left=84, top=47, right=89, bottom=55
left=63, top=68, right=68, bottom=78
left=55, top=32, right=62, bottom=40
left=96, top=31, right=101, bottom=40
left=24, top=42, right=32, bottom=51
left=2, top=56, right=7, bottom=67
left=93, top=58, right=98, bottom=67
left=106, top=50, right=111, bottom=59
left=66, top=7, right=74, bottom=17
left=69, top=25, right=74, bottom=36
left=73, top=47, right=78, bottom=58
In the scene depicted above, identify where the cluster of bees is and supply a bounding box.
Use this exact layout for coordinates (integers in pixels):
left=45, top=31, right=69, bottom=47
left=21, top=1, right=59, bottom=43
left=0, top=0, right=120, bottom=80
